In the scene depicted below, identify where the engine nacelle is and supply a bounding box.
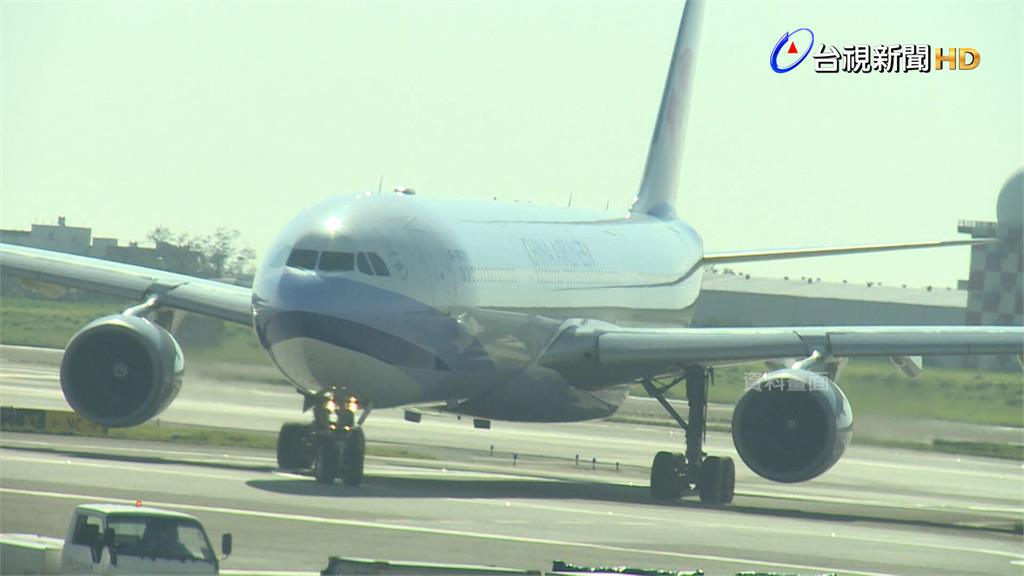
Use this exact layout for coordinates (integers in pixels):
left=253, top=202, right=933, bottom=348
left=60, top=315, right=184, bottom=428
left=731, top=368, right=853, bottom=483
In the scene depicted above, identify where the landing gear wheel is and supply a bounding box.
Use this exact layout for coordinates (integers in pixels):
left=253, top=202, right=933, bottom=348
left=719, top=456, right=735, bottom=503
left=699, top=456, right=735, bottom=504
left=314, top=438, right=340, bottom=485
left=650, top=451, right=686, bottom=500
left=340, top=427, right=366, bottom=487
left=276, top=423, right=313, bottom=469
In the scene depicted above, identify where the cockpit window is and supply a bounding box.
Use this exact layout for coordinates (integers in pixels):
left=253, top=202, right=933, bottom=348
left=367, top=252, right=391, bottom=277
left=356, top=252, right=374, bottom=275
left=286, top=249, right=318, bottom=270
left=319, top=251, right=355, bottom=272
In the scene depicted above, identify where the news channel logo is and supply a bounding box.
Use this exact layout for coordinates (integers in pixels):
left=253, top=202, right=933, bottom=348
left=771, top=28, right=980, bottom=74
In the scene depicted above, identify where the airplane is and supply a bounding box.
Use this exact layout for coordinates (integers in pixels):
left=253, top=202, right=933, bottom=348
left=1, top=0, right=1021, bottom=504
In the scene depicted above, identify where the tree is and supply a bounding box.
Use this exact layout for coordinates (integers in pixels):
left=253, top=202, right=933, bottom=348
left=200, top=228, right=256, bottom=278
left=147, top=226, right=255, bottom=279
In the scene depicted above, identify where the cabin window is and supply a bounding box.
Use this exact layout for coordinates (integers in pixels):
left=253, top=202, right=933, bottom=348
left=357, top=252, right=374, bottom=275
left=367, top=252, right=391, bottom=276
left=286, top=248, right=318, bottom=270
left=319, top=251, right=355, bottom=272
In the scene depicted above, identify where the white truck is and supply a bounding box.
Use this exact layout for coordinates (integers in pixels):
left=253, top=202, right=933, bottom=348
left=1, top=503, right=232, bottom=575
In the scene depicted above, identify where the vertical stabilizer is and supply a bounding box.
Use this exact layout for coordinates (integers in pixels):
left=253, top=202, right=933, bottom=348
left=630, top=0, right=704, bottom=219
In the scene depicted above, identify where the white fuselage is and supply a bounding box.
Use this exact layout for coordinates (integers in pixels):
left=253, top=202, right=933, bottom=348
left=252, top=193, right=704, bottom=421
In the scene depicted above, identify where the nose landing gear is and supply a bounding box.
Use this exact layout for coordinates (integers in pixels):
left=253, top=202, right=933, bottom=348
left=277, top=390, right=368, bottom=486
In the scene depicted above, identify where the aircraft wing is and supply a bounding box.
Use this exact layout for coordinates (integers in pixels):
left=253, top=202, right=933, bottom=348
left=702, top=239, right=987, bottom=265
left=540, top=322, right=1024, bottom=377
left=0, top=243, right=252, bottom=325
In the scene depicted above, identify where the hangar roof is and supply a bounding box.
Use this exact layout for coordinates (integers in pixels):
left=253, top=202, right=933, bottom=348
left=701, top=271, right=967, bottom=308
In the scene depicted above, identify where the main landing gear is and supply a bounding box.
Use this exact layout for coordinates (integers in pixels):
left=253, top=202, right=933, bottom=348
left=643, top=365, right=735, bottom=505
left=276, top=390, right=367, bottom=486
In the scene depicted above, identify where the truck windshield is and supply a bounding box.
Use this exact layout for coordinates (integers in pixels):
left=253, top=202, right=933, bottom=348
left=106, top=515, right=214, bottom=563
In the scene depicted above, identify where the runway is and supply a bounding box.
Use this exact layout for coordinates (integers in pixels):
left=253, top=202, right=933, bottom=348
left=2, top=349, right=1023, bottom=575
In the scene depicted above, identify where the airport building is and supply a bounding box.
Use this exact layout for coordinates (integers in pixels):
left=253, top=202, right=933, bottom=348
left=693, top=271, right=966, bottom=328
left=0, top=216, right=200, bottom=273
left=694, top=169, right=1022, bottom=370
left=693, top=271, right=969, bottom=368
left=0, top=217, right=201, bottom=299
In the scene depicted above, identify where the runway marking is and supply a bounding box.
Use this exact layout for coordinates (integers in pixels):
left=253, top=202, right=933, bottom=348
left=0, top=383, right=66, bottom=395
left=0, top=373, right=58, bottom=381
left=2, top=450, right=542, bottom=488
left=2, top=439, right=277, bottom=464
left=0, top=486, right=898, bottom=576
left=248, top=389, right=293, bottom=398
left=446, top=499, right=1024, bottom=560
left=0, top=453, right=243, bottom=482
left=222, top=565, right=317, bottom=569
left=843, top=458, right=1022, bottom=481
left=740, top=487, right=1024, bottom=517
left=271, top=471, right=309, bottom=480
left=366, top=467, right=539, bottom=481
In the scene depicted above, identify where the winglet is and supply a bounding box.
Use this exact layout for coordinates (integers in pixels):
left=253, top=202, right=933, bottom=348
left=630, top=0, right=704, bottom=220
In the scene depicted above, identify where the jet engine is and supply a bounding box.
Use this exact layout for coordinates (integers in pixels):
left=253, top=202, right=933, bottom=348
left=60, top=315, right=184, bottom=428
left=731, top=368, right=853, bottom=483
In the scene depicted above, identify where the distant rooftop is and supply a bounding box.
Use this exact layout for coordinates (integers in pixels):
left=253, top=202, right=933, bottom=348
left=701, top=270, right=967, bottom=308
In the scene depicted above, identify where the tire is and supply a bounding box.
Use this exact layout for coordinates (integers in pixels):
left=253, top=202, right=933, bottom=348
left=314, top=438, right=340, bottom=485
left=650, top=451, right=685, bottom=500
left=340, top=427, right=366, bottom=487
left=277, top=423, right=313, bottom=469
left=699, top=456, right=733, bottom=504
left=719, top=457, right=735, bottom=504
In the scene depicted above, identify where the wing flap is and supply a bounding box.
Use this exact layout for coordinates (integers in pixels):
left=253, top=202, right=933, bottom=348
left=541, top=323, right=1023, bottom=379
left=826, top=328, right=1022, bottom=357
left=1, top=243, right=252, bottom=325
left=598, top=329, right=805, bottom=365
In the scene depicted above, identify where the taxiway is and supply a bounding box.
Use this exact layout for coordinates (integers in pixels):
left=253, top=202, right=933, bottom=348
left=1, top=348, right=1022, bottom=575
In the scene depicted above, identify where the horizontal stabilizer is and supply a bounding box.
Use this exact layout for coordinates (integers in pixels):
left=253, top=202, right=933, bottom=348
left=701, top=238, right=990, bottom=265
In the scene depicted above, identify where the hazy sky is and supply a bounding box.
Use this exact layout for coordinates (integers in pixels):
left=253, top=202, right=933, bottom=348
left=2, top=1, right=1021, bottom=289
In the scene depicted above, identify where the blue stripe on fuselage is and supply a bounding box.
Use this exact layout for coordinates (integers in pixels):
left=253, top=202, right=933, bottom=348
left=253, top=270, right=495, bottom=373
left=258, top=310, right=451, bottom=370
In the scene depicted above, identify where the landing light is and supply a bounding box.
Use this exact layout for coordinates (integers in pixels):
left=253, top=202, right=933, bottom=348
left=135, top=499, right=143, bottom=507
left=323, top=216, right=342, bottom=235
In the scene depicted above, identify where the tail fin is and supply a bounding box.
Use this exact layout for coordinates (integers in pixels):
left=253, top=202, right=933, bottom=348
left=630, top=0, right=704, bottom=219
